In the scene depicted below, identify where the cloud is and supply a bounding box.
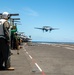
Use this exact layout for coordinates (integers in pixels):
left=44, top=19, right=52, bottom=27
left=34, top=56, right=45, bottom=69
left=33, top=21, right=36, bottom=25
left=23, top=7, right=39, bottom=17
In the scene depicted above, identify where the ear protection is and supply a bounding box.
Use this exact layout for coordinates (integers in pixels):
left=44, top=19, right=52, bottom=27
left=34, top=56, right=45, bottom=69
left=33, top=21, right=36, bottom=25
left=8, top=14, right=10, bottom=19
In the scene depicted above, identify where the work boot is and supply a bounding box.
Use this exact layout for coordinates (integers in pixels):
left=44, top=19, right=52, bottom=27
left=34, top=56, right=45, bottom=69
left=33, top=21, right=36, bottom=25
left=6, top=67, right=15, bottom=71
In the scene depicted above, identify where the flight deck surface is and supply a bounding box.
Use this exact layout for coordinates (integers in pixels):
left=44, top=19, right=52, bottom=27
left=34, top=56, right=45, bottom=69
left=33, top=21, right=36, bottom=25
left=0, top=43, right=74, bottom=75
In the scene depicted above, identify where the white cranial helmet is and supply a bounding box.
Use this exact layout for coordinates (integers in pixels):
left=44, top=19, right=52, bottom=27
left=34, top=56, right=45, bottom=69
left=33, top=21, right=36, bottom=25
left=2, top=12, right=9, bottom=19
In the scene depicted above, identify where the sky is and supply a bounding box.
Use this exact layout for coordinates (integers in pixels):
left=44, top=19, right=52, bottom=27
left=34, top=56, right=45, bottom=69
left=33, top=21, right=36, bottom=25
left=0, top=0, right=74, bottom=42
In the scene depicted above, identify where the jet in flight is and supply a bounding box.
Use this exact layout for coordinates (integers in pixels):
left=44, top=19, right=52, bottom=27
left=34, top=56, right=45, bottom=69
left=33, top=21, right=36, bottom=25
left=34, top=26, right=59, bottom=32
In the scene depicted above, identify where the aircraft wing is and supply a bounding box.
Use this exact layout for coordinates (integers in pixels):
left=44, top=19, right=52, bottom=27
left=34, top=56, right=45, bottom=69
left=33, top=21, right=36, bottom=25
left=11, top=18, right=20, bottom=20
left=12, top=21, right=20, bottom=22
left=10, top=14, right=19, bottom=16
left=34, top=27, right=43, bottom=29
left=52, top=28, right=59, bottom=30
left=0, top=13, right=19, bottom=16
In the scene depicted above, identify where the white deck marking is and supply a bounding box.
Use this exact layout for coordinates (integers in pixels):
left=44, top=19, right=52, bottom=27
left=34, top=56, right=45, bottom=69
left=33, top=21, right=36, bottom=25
left=26, top=52, right=29, bottom=54
left=24, top=48, right=46, bottom=75
left=35, top=63, right=42, bottom=72
left=29, top=55, right=32, bottom=59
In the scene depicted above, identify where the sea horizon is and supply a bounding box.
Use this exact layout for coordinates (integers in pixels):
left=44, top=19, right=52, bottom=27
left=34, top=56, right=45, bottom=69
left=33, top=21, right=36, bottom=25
left=32, top=41, right=74, bottom=44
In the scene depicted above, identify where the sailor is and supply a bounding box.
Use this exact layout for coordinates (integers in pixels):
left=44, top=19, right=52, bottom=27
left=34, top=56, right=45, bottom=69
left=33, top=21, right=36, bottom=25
left=0, top=12, right=14, bottom=70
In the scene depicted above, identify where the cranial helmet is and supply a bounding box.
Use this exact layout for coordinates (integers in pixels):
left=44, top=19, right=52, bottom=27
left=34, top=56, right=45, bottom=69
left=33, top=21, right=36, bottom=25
left=2, top=12, right=10, bottom=19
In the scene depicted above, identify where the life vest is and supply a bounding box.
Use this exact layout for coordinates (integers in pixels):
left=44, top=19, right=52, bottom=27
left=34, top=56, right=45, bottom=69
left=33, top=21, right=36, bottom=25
left=0, top=19, right=6, bottom=38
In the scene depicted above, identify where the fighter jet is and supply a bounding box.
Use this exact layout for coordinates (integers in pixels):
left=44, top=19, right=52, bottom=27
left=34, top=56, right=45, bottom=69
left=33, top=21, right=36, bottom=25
left=34, top=26, right=59, bottom=32
left=17, top=32, right=32, bottom=42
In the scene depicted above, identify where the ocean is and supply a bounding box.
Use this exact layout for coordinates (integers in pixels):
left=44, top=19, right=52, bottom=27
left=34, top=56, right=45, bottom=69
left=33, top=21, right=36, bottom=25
left=32, top=41, right=74, bottom=45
